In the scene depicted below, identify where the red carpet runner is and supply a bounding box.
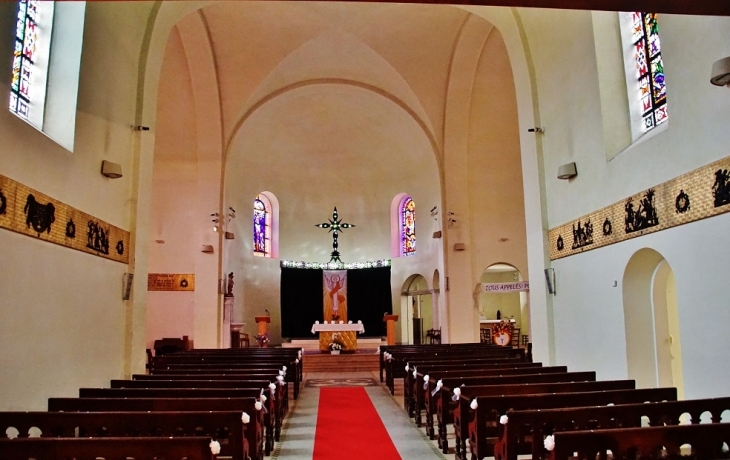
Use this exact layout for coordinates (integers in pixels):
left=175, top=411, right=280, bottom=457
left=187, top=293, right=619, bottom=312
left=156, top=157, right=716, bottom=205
left=313, top=387, right=402, bottom=459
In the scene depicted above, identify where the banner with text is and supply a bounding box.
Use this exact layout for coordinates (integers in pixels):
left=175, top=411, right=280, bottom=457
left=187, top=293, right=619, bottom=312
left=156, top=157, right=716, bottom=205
left=482, top=281, right=529, bottom=293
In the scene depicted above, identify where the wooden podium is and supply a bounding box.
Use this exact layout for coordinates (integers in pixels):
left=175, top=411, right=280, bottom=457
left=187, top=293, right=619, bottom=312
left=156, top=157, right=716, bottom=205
left=383, top=314, right=399, bottom=345
left=255, top=316, right=271, bottom=336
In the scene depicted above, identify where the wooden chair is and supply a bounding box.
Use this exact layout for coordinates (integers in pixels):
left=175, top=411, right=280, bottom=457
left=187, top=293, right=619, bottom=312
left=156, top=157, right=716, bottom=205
left=426, top=328, right=441, bottom=344
left=479, top=328, right=492, bottom=344
left=508, top=328, right=520, bottom=346
left=239, top=333, right=250, bottom=348
left=521, top=334, right=529, bottom=346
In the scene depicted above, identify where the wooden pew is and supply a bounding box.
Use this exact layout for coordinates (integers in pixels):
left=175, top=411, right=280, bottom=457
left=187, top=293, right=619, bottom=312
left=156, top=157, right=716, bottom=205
left=403, top=358, right=530, bottom=412
left=423, top=371, right=594, bottom=445
left=494, top=396, right=730, bottom=460
left=48, top=397, right=266, bottom=460
left=427, top=367, right=569, bottom=447
left=551, top=423, right=730, bottom=460
left=446, top=380, right=635, bottom=457
left=0, top=411, right=247, bottom=460
left=0, top=436, right=216, bottom=460
left=385, top=346, right=528, bottom=392
left=464, top=387, right=678, bottom=460
left=76, top=387, right=276, bottom=454
left=380, top=343, right=527, bottom=385
left=110, top=379, right=285, bottom=442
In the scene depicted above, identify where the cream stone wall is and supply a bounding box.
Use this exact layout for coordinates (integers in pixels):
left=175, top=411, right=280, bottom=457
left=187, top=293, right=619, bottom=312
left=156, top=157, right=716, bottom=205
left=0, top=2, right=153, bottom=409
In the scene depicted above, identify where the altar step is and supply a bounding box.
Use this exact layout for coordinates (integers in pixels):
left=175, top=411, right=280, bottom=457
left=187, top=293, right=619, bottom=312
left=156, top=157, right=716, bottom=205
left=302, top=352, right=380, bottom=373
left=282, top=337, right=384, bottom=352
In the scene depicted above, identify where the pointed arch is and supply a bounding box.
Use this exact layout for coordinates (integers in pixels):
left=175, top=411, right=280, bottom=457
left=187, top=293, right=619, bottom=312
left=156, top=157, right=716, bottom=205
left=391, top=193, right=416, bottom=257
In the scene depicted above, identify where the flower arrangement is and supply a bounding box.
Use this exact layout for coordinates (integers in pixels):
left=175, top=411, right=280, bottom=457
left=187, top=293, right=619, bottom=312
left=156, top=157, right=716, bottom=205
left=255, top=333, right=270, bottom=347
left=331, top=313, right=340, bottom=321
left=491, top=320, right=514, bottom=346
left=329, top=332, right=344, bottom=352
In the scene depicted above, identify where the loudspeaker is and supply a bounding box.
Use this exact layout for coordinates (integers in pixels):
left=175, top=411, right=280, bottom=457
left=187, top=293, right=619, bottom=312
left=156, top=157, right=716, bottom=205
left=101, top=160, right=123, bottom=179
left=122, top=273, right=134, bottom=300
left=544, top=268, right=555, bottom=295
left=557, top=162, right=577, bottom=180
left=711, top=56, right=730, bottom=86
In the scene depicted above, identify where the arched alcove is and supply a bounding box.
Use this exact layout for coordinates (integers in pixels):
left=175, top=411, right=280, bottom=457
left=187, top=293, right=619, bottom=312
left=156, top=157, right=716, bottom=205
left=400, top=274, right=431, bottom=345
left=478, top=263, right=529, bottom=344
left=623, top=248, right=684, bottom=396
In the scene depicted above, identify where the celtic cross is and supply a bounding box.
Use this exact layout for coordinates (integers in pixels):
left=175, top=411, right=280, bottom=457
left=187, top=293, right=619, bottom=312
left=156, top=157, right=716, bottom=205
left=315, top=207, right=355, bottom=263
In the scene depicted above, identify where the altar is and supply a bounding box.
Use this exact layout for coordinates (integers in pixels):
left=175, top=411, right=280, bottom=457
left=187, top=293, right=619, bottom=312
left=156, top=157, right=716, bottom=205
left=311, top=322, right=365, bottom=353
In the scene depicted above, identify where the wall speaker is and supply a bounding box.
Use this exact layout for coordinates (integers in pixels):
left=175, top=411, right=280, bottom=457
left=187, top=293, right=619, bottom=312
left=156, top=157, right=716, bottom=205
left=101, top=160, right=123, bottom=179
left=544, top=268, right=556, bottom=295
left=711, top=56, right=730, bottom=86
left=557, top=162, right=577, bottom=180
left=122, top=273, right=134, bottom=300
left=201, top=244, right=214, bottom=253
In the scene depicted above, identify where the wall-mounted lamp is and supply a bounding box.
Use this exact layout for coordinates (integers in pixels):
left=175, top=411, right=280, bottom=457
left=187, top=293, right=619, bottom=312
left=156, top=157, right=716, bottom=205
left=225, top=232, right=235, bottom=240
left=454, top=242, right=466, bottom=251
left=201, top=244, right=214, bottom=253
left=101, top=160, right=123, bottom=179
left=711, top=56, right=730, bottom=87
left=211, top=213, right=219, bottom=232
left=557, top=162, right=578, bottom=180
left=432, top=231, right=442, bottom=239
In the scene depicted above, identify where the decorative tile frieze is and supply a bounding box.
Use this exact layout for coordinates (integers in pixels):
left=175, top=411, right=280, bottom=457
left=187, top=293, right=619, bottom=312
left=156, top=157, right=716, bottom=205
left=0, top=173, right=130, bottom=264
left=549, top=156, right=730, bottom=260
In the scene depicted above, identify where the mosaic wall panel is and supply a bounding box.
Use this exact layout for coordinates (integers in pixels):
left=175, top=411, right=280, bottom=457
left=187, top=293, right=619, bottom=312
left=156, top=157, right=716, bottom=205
left=549, top=156, right=730, bottom=260
left=0, top=174, right=130, bottom=264
left=148, top=274, right=195, bottom=291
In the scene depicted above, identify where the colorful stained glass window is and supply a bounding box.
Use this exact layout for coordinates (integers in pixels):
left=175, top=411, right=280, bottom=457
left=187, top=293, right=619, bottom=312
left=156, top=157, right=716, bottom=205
left=253, top=194, right=271, bottom=257
left=9, top=0, right=41, bottom=120
left=630, top=12, right=667, bottom=132
left=400, top=196, right=416, bottom=256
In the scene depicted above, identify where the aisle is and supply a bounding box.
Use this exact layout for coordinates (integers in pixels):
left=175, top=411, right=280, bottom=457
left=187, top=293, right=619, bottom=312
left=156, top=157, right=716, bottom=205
left=272, top=372, right=445, bottom=460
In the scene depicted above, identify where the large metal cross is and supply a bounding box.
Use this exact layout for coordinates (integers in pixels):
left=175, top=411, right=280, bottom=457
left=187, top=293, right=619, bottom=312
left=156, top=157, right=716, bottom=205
left=315, top=207, right=355, bottom=263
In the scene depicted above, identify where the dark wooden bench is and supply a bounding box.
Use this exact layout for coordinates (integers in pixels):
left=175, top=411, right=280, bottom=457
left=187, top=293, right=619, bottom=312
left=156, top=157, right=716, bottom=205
left=494, top=396, right=730, bottom=460
left=0, top=411, right=247, bottom=460
left=426, top=367, right=569, bottom=446
left=48, top=397, right=266, bottom=460
left=464, top=387, right=678, bottom=460
left=551, top=423, right=730, bottom=460
left=423, top=371, right=594, bottom=444
left=0, top=436, right=215, bottom=460
left=403, top=358, right=531, bottom=410
left=380, top=343, right=528, bottom=383
left=446, top=379, right=635, bottom=456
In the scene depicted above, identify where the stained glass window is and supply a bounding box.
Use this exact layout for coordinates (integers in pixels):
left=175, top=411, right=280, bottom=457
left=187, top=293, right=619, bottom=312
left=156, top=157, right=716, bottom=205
left=253, top=194, right=271, bottom=257
left=400, top=196, right=416, bottom=256
left=9, top=0, right=41, bottom=120
left=629, top=12, right=667, bottom=132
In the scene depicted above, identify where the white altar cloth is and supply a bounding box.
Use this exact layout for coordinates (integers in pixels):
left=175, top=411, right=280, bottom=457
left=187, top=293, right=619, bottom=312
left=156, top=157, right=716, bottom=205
left=311, top=323, right=365, bottom=334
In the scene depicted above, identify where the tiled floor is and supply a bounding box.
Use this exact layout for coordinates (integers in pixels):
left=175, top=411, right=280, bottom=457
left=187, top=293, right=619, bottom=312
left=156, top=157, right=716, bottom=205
left=272, top=371, right=447, bottom=460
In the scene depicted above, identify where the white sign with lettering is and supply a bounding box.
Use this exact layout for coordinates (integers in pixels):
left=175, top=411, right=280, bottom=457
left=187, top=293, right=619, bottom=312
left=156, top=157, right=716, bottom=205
left=482, top=281, right=529, bottom=293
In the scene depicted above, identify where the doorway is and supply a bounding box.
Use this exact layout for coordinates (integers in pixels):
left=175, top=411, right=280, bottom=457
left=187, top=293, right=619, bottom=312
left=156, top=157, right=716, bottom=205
left=478, top=263, right=528, bottom=343
left=400, top=274, right=432, bottom=345
left=623, top=248, right=684, bottom=398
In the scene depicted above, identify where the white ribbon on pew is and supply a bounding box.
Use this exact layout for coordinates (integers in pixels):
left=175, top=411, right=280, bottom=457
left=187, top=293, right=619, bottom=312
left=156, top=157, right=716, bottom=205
left=412, top=367, right=417, bottom=378
left=241, top=412, right=251, bottom=424
left=269, top=383, right=277, bottom=395
left=209, top=440, right=221, bottom=455
left=295, top=358, right=300, bottom=364
left=452, top=387, right=461, bottom=402
left=298, top=350, right=302, bottom=359
left=431, top=379, right=443, bottom=397
left=500, top=414, right=508, bottom=424
left=423, top=374, right=429, bottom=390
left=279, top=370, right=285, bottom=376
left=282, top=366, right=287, bottom=372
left=471, top=399, right=479, bottom=410
left=277, top=375, right=285, bottom=385
left=544, top=435, right=555, bottom=452
left=255, top=401, right=263, bottom=411
left=405, top=363, right=410, bottom=372
left=260, top=394, right=267, bottom=403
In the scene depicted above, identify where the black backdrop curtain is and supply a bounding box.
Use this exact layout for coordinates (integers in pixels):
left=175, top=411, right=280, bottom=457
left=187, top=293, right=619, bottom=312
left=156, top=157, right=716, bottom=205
left=347, top=267, right=393, bottom=337
left=280, top=267, right=323, bottom=338
left=280, top=266, right=392, bottom=338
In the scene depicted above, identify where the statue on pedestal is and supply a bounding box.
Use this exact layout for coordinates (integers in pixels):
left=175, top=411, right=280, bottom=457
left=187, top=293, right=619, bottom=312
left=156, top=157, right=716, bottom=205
left=225, top=272, right=234, bottom=297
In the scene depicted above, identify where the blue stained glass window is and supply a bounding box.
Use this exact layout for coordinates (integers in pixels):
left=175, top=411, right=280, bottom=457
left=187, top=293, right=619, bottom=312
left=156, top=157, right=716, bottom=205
left=253, top=194, right=271, bottom=257
left=400, top=196, right=416, bottom=256
left=630, top=12, right=667, bottom=132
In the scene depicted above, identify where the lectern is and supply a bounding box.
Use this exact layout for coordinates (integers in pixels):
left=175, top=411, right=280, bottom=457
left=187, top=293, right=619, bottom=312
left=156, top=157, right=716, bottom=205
left=383, top=314, right=399, bottom=345
left=255, top=316, right=271, bottom=337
